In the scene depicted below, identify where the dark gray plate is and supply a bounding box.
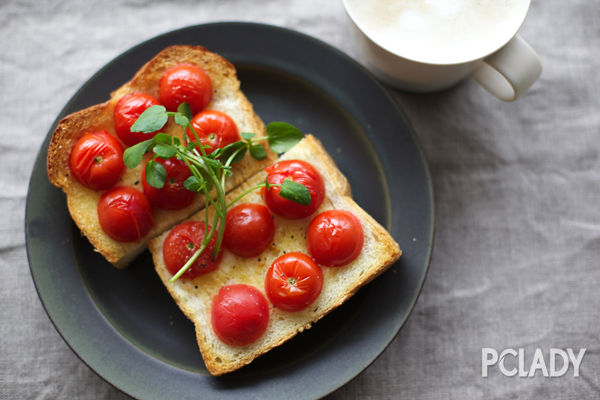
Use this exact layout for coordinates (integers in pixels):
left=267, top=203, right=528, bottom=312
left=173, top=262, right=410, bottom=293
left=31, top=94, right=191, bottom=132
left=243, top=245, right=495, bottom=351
left=25, top=23, right=433, bottom=399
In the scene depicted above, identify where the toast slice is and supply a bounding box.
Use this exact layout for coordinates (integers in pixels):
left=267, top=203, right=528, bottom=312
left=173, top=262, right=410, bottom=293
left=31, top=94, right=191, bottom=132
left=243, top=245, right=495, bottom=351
left=47, top=45, right=275, bottom=267
left=148, top=135, right=401, bottom=375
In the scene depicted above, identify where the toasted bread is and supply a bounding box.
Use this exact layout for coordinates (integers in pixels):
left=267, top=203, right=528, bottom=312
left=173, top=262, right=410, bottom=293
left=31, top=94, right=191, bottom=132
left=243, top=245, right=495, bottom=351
left=148, top=135, right=401, bottom=375
left=47, top=45, right=275, bottom=267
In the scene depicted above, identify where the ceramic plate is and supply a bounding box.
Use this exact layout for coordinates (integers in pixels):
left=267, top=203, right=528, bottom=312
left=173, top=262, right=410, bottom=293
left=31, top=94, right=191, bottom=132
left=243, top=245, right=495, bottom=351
left=25, top=22, right=433, bottom=399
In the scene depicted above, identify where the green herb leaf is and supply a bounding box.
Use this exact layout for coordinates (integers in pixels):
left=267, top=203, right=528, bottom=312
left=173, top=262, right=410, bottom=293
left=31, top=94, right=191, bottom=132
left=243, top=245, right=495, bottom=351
left=174, top=113, right=189, bottom=127
left=177, top=102, right=193, bottom=120
left=279, top=179, right=311, bottom=205
left=153, top=143, right=177, bottom=159
left=130, top=105, right=168, bottom=133
left=145, top=160, right=166, bottom=189
left=249, top=144, right=267, bottom=160
left=241, top=132, right=256, bottom=141
left=266, top=122, right=303, bottom=154
left=123, top=139, right=154, bottom=168
left=153, top=133, right=172, bottom=145
left=183, top=175, right=204, bottom=192
left=220, top=141, right=248, bottom=165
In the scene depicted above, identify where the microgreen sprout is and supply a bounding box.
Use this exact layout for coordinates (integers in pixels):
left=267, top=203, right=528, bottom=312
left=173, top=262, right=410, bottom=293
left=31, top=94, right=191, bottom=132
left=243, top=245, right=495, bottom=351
left=123, top=104, right=308, bottom=282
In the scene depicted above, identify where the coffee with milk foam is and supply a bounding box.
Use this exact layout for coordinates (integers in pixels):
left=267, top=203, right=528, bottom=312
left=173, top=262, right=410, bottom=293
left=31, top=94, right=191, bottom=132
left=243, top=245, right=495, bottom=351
left=345, top=0, right=530, bottom=64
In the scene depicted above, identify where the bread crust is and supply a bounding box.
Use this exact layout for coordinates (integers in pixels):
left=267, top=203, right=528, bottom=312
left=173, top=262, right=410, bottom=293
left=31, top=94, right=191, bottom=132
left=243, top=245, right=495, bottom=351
left=149, top=135, right=401, bottom=375
left=47, top=45, right=274, bottom=267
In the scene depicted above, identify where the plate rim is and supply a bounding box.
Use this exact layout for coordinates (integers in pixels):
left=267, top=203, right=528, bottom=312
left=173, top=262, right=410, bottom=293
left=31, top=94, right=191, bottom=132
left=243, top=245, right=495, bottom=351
left=25, top=21, right=434, bottom=399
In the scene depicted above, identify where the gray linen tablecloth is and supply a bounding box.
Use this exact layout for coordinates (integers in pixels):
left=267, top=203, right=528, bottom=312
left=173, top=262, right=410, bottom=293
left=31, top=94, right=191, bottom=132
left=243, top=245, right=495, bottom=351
left=2, top=0, right=599, bottom=398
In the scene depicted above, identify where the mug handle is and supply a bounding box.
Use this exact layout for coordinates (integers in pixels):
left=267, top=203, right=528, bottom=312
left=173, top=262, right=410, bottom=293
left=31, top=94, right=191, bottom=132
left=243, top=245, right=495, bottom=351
left=470, top=35, right=542, bottom=102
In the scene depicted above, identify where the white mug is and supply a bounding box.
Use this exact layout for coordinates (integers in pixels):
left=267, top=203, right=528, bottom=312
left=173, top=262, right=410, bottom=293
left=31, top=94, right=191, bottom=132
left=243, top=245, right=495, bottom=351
left=342, top=0, right=542, bottom=101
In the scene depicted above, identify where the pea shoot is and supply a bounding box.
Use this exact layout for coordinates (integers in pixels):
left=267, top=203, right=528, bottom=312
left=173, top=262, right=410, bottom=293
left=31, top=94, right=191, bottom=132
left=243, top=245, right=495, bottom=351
left=123, top=103, right=309, bottom=282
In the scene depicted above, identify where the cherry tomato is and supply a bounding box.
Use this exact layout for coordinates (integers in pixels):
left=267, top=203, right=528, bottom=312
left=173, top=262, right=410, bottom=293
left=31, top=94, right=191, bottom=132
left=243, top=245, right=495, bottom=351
left=69, top=130, right=124, bottom=190
left=113, top=93, right=164, bottom=146
left=223, top=203, right=275, bottom=258
left=142, top=157, right=195, bottom=210
left=211, top=284, right=269, bottom=346
left=307, top=210, right=364, bottom=267
left=264, top=252, right=323, bottom=312
left=97, top=187, right=153, bottom=242
left=162, top=221, right=222, bottom=279
left=263, top=160, right=325, bottom=219
left=186, top=110, right=240, bottom=154
left=159, top=63, right=212, bottom=114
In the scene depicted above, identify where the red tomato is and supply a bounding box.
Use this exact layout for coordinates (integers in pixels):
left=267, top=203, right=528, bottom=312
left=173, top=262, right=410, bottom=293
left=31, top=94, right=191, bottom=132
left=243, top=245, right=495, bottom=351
left=69, top=130, right=125, bottom=190
left=307, top=210, right=364, bottom=267
left=211, top=284, right=269, bottom=346
left=265, top=252, right=323, bottom=312
left=186, top=110, right=240, bottom=154
left=159, top=63, right=212, bottom=114
left=97, top=187, right=153, bottom=242
left=113, top=93, right=164, bottom=146
left=223, top=203, right=275, bottom=258
left=263, top=160, right=325, bottom=219
left=162, top=221, right=222, bottom=279
left=142, top=157, right=195, bottom=210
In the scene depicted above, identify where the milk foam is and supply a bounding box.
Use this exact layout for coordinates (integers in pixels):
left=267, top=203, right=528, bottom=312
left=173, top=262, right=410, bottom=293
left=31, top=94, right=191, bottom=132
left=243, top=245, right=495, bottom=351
left=345, top=0, right=530, bottom=64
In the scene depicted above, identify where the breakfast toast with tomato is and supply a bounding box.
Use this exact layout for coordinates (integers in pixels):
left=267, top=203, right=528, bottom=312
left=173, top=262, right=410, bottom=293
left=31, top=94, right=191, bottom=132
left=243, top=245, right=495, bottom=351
left=47, top=45, right=275, bottom=267
left=148, top=134, right=401, bottom=376
left=47, top=45, right=402, bottom=377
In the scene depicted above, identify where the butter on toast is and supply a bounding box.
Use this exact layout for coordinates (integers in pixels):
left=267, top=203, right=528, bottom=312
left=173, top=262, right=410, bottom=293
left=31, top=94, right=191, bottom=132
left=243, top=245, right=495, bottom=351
left=148, top=135, right=402, bottom=375
left=47, top=45, right=275, bottom=267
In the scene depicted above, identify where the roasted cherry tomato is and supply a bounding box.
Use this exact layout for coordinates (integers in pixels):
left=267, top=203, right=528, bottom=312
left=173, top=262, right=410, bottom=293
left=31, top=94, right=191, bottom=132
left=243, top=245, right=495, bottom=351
left=159, top=63, right=212, bottom=114
left=211, top=284, right=269, bottom=346
left=263, top=160, right=325, bottom=219
left=97, top=187, right=153, bottom=242
left=69, top=130, right=124, bottom=190
left=307, top=210, right=364, bottom=267
left=264, top=252, right=323, bottom=312
left=142, top=157, right=195, bottom=210
left=186, top=110, right=240, bottom=154
left=223, top=203, right=275, bottom=258
left=113, top=93, right=164, bottom=146
left=162, top=221, right=222, bottom=279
